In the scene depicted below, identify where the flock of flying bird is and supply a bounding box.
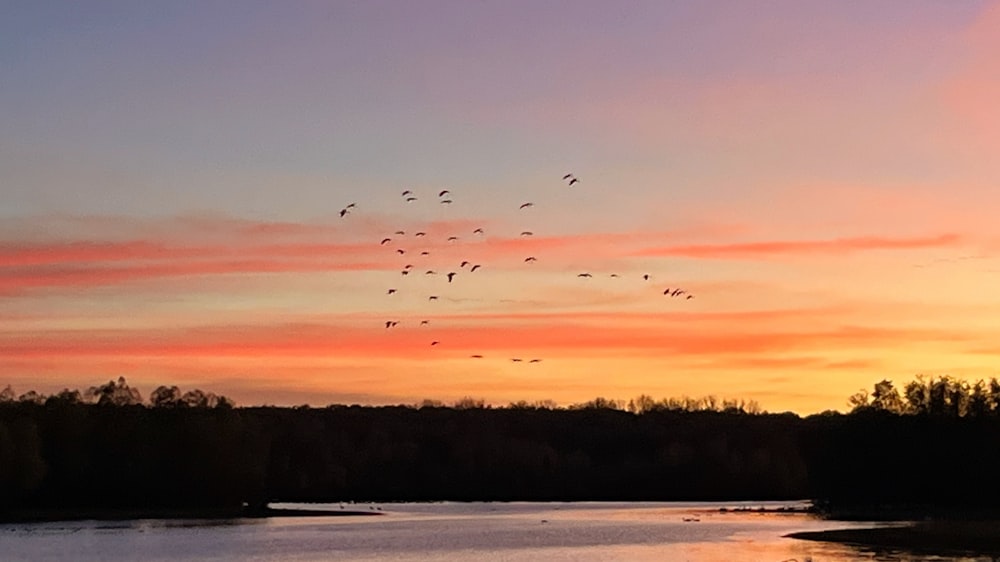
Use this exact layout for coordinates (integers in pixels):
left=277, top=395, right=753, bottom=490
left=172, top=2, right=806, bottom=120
left=337, top=173, right=697, bottom=363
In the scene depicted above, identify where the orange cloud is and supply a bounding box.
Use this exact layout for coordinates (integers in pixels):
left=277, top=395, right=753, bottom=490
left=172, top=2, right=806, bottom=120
left=0, top=316, right=969, bottom=361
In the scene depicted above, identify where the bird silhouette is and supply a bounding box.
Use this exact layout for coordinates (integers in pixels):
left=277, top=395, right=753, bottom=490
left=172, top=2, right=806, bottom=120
left=405, top=197, right=417, bottom=202
left=404, top=264, right=413, bottom=269
left=420, top=320, right=429, bottom=326
left=440, top=199, right=453, bottom=204
left=425, top=270, right=437, bottom=275
left=643, top=274, right=650, bottom=281
left=610, top=274, right=619, bottom=278
left=447, top=272, right=456, bottom=283
left=519, top=202, right=534, bottom=209
left=577, top=273, right=592, bottom=278
left=562, top=173, right=573, bottom=180
left=346, top=203, right=356, bottom=209
left=430, top=341, right=440, bottom=346
left=421, top=251, right=430, bottom=256
left=381, top=238, right=391, bottom=245
left=396, top=249, right=406, bottom=255
left=439, top=190, right=450, bottom=197
left=402, top=190, right=412, bottom=197
left=447, top=236, right=459, bottom=242
left=529, top=359, right=542, bottom=363
left=395, top=230, right=406, bottom=235
left=686, top=294, right=694, bottom=300
left=385, top=321, right=398, bottom=329
left=473, top=228, right=484, bottom=235
left=524, top=257, right=537, bottom=263
left=470, top=354, right=483, bottom=359
left=520, top=231, right=533, bottom=236
left=460, top=261, right=470, bottom=268
left=663, top=288, right=671, bottom=295
left=470, top=264, right=481, bottom=272
left=401, top=270, right=410, bottom=275
left=415, top=232, right=427, bottom=237
left=511, top=358, right=523, bottom=362
left=428, top=296, right=439, bottom=301
left=339, top=208, right=349, bottom=218
left=568, top=178, right=579, bottom=186
left=387, top=289, right=396, bottom=295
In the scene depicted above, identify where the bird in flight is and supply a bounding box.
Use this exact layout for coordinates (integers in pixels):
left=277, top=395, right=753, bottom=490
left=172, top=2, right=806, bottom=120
left=404, top=264, right=413, bottom=269
left=470, top=354, right=483, bottom=359
left=428, top=296, right=439, bottom=301
left=402, top=190, right=412, bottom=197
left=643, top=274, right=650, bottom=281
left=440, top=199, right=453, bottom=204
left=447, top=272, right=456, bottom=283
left=425, top=270, right=437, bottom=275
left=346, top=203, right=356, bottom=209
left=405, top=197, right=418, bottom=202
left=519, top=202, right=534, bottom=210
left=529, top=359, right=542, bottom=363
left=401, top=270, right=410, bottom=275
left=610, top=274, right=619, bottom=278
left=524, top=257, right=537, bottom=263
left=415, top=232, right=427, bottom=237
left=420, top=320, right=429, bottom=326
left=511, top=358, right=523, bottom=362
left=447, top=236, right=459, bottom=242
left=470, top=264, right=481, bottom=272
left=430, top=341, right=440, bottom=346
left=568, top=177, right=579, bottom=186
left=339, top=208, right=349, bottom=218
left=578, top=273, right=592, bottom=278
left=460, top=261, right=470, bottom=268
left=562, top=173, right=573, bottom=180
left=686, top=295, right=694, bottom=300
left=385, top=321, right=398, bottom=329
left=387, top=289, right=397, bottom=295
left=473, top=228, right=484, bottom=235
left=395, top=230, right=406, bottom=235
left=381, top=238, right=392, bottom=245
left=396, top=249, right=406, bottom=255
left=421, top=251, right=430, bottom=256
left=439, top=190, right=450, bottom=197
left=520, top=231, right=533, bottom=237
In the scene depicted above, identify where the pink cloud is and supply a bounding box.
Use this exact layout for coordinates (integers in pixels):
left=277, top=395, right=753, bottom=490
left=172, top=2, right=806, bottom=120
left=635, top=233, right=961, bottom=259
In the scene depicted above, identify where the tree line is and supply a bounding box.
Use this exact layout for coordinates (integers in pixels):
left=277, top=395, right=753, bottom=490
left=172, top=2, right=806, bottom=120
left=1, top=375, right=998, bottom=520
left=848, top=375, right=1000, bottom=417
left=1, top=377, right=234, bottom=409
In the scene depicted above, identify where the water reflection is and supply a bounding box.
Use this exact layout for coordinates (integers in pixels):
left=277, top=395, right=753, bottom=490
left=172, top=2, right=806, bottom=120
left=1, top=502, right=997, bottom=561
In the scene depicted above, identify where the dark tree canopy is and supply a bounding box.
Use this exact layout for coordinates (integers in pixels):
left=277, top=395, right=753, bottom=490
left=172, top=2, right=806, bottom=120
left=1, top=375, right=998, bottom=520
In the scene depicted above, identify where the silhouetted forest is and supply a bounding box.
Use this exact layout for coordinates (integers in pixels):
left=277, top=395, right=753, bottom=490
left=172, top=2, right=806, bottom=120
left=3, top=376, right=1000, bottom=519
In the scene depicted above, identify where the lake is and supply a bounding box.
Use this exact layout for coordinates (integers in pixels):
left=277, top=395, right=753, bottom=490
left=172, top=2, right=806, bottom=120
left=0, top=501, right=988, bottom=561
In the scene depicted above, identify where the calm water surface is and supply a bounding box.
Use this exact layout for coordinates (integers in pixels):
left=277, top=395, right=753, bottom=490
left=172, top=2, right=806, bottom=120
left=0, top=501, right=988, bottom=561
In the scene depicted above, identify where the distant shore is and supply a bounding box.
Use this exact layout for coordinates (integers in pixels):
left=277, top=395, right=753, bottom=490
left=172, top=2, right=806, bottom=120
left=0, top=505, right=382, bottom=524
left=788, top=520, right=1000, bottom=557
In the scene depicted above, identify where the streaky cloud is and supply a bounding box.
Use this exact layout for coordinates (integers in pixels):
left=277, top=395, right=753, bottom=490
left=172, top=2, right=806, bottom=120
left=635, top=233, right=962, bottom=259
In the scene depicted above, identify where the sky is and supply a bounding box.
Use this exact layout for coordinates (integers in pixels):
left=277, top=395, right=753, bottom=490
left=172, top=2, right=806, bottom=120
left=2, top=1, right=1000, bottom=413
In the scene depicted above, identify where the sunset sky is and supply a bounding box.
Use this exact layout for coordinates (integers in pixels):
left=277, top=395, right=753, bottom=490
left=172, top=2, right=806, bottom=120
left=3, top=1, right=1000, bottom=413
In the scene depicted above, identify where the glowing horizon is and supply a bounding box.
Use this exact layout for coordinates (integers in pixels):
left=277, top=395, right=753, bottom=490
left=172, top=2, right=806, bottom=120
left=3, top=2, right=1000, bottom=413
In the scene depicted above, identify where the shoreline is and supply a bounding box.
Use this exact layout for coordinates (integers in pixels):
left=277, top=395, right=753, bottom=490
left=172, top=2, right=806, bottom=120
left=0, top=506, right=382, bottom=524
left=787, top=521, right=1000, bottom=556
